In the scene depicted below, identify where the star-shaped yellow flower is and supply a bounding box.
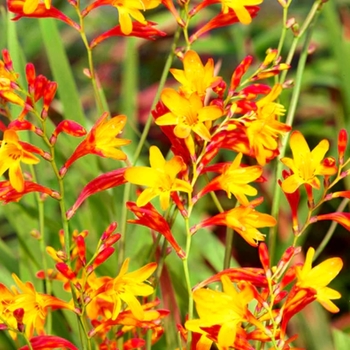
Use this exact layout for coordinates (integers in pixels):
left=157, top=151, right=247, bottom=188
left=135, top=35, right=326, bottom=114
left=281, top=131, right=337, bottom=193
left=112, top=0, right=160, bottom=35
left=221, top=0, right=263, bottom=24
left=296, top=247, right=343, bottom=313
left=156, top=88, right=222, bottom=141
left=124, top=145, right=192, bottom=210
left=0, top=130, right=40, bottom=192
left=186, top=275, right=261, bottom=348
left=95, top=258, right=157, bottom=320
left=170, top=50, right=222, bottom=98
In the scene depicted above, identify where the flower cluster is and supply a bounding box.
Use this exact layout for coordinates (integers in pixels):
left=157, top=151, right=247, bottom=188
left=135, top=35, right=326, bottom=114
left=0, top=0, right=348, bottom=349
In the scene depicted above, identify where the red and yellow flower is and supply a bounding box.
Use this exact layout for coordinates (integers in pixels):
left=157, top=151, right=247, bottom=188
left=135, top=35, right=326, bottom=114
left=0, top=130, right=40, bottom=192
left=62, top=113, right=130, bottom=174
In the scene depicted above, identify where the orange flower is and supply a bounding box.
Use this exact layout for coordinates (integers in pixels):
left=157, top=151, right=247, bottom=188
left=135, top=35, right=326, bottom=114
left=62, top=113, right=130, bottom=174
left=83, top=0, right=160, bottom=35
left=8, top=0, right=80, bottom=29
left=94, top=258, right=157, bottom=320
left=170, top=50, right=222, bottom=98
left=196, top=152, right=263, bottom=205
left=193, top=200, right=276, bottom=246
left=124, top=145, right=192, bottom=210
left=221, top=0, right=263, bottom=24
left=281, top=131, right=337, bottom=193
left=0, top=130, right=40, bottom=192
left=21, top=0, right=51, bottom=14
left=296, top=247, right=343, bottom=313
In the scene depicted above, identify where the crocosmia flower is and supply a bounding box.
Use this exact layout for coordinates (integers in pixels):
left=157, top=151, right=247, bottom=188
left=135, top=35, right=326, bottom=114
left=193, top=200, right=276, bottom=246
left=83, top=0, right=160, bottom=35
left=62, top=113, right=130, bottom=174
left=185, top=275, right=262, bottom=348
left=0, top=130, right=40, bottom=192
left=8, top=274, right=74, bottom=338
left=124, top=145, right=192, bottom=210
left=94, top=258, right=157, bottom=320
left=0, top=59, right=24, bottom=106
left=170, top=50, right=222, bottom=98
left=281, top=131, right=337, bottom=193
left=296, top=247, right=343, bottom=313
left=156, top=89, right=222, bottom=154
left=221, top=0, right=263, bottom=24
left=196, top=152, right=263, bottom=206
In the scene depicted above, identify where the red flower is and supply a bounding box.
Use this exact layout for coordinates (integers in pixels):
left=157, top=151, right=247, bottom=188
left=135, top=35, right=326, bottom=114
left=90, top=21, right=167, bottom=48
left=67, top=168, right=127, bottom=219
left=126, top=201, right=185, bottom=258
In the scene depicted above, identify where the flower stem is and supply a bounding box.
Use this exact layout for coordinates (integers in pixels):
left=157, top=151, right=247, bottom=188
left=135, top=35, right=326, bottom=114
left=269, top=0, right=324, bottom=263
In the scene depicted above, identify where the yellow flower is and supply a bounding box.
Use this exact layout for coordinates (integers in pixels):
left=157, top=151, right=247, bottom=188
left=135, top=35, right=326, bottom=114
left=221, top=0, right=263, bottom=24
left=281, top=131, right=337, bottom=193
left=194, top=201, right=276, bottom=246
left=296, top=247, right=343, bottom=313
left=8, top=274, right=73, bottom=338
left=96, top=258, right=157, bottom=320
left=124, top=145, right=192, bottom=210
left=156, top=88, right=222, bottom=141
left=186, top=275, right=260, bottom=348
left=0, top=60, right=24, bottom=106
left=170, top=50, right=222, bottom=98
left=0, top=130, right=40, bottom=192
left=198, top=152, right=263, bottom=206
left=62, top=113, right=130, bottom=173
left=112, top=0, right=160, bottom=35
left=22, top=0, right=51, bottom=14
left=245, top=84, right=291, bottom=166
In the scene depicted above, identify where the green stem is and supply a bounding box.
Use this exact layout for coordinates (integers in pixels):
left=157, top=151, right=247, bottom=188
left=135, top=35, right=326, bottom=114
left=269, top=0, right=324, bottom=263
left=118, top=26, right=182, bottom=266
left=76, top=1, right=106, bottom=115
left=183, top=218, right=193, bottom=350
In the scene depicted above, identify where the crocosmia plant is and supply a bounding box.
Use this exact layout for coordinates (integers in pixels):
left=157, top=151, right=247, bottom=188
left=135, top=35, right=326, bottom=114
left=1, top=0, right=349, bottom=349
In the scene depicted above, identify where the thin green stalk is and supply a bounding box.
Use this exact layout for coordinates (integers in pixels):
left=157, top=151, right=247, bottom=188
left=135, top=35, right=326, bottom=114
left=183, top=218, right=193, bottom=350
left=31, top=167, right=53, bottom=333
left=269, top=0, right=324, bottom=263
left=118, top=26, right=182, bottom=266
left=76, top=0, right=106, bottom=114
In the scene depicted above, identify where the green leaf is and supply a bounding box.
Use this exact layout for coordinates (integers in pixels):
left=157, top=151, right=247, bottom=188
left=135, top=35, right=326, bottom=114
left=39, top=19, right=86, bottom=126
left=333, top=328, right=350, bottom=350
